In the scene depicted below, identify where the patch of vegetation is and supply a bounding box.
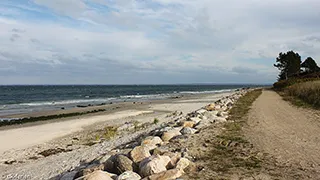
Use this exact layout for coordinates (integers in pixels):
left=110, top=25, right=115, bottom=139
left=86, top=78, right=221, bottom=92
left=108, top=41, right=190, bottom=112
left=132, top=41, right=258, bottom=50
left=153, top=118, right=159, bottom=124
left=205, top=89, right=262, bottom=173
left=83, top=126, right=118, bottom=146
left=0, top=109, right=107, bottom=127
left=39, top=148, right=72, bottom=157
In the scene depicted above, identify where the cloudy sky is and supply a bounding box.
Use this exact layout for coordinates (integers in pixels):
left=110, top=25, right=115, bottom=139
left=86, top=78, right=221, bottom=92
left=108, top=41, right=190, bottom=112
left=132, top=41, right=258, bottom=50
left=0, top=0, right=319, bottom=84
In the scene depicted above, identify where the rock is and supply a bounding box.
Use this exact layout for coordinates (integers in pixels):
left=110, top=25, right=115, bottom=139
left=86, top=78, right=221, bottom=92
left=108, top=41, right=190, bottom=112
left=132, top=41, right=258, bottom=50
left=139, top=155, right=171, bottom=177
left=98, top=154, right=112, bottom=164
left=189, top=117, right=201, bottom=124
left=152, top=146, right=170, bottom=156
left=217, top=111, right=228, bottom=117
left=161, top=129, right=182, bottom=142
left=180, top=127, right=197, bottom=135
left=196, top=109, right=207, bottom=114
left=117, top=171, right=141, bottom=180
left=114, top=155, right=136, bottom=174
left=181, top=121, right=195, bottom=128
left=176, top=158, right=190, bottom=171
left=215, top=105, right=221, bottom=110
left=213, top=117, right=227, bottom=123
left=141, top=136, right=163, bottom=150
left=142, top=169, right=183, bottom=180
left=76, top=163, right=105, bottom=178
left=205, top=103, right=215, bottom=111
left=79, top=170, right=115, bottom=180
left=118, top=123, right=135, bottom=131
left=60, top=171, right=78, bottom=180
left=162, top=152, right=181, bottom=169
left=130, top=146, right=151, bottom=163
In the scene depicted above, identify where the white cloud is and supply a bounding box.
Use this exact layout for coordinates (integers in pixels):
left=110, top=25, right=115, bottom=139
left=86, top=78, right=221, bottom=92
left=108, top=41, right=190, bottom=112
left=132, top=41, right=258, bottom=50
left=0, top=0, right=320, bottom=84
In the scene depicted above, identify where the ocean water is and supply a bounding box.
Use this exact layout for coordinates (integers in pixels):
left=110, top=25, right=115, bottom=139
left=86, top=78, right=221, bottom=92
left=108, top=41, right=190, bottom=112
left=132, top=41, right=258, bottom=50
left=0, top=85, right=256, bottom=117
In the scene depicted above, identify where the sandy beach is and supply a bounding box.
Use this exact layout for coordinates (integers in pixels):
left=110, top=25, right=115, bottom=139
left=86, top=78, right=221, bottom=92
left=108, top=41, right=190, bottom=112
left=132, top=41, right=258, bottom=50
left=0, top=91, right=234, bottom=179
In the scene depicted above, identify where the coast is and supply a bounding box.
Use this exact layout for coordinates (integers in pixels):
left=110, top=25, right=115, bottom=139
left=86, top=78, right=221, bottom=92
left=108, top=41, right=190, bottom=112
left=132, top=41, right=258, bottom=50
left=0, top=91, right=238, bottom=179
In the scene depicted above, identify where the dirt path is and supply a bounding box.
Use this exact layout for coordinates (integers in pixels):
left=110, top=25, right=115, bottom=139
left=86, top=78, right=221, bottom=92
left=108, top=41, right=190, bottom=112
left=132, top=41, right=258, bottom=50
left=246, top=90, right=320, bottom=175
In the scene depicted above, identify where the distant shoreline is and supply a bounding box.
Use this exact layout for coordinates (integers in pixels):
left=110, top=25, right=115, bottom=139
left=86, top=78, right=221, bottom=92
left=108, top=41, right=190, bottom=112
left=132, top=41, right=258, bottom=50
left=0, top=91, right=236, bottom=129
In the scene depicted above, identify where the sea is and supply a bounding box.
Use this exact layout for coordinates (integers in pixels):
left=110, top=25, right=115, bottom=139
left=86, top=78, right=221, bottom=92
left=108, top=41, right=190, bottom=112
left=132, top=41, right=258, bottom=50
left=0, top=84, right=260, bottom=117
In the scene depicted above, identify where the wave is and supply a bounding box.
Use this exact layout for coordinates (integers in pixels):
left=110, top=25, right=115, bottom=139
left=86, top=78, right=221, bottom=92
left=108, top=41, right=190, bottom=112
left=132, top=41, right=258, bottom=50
left=16, top=98, right=117, bottom=107
left=2, top=88, right=237, bottom=109
left=179, top=88, right=236, bottom=94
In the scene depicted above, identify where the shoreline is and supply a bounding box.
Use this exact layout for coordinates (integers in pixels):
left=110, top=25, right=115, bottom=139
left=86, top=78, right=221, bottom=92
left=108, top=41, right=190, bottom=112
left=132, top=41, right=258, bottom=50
left=0, top=90, right=245, bottom=179
left=0, top=91, right=235, bottom=130
left=0, top=92, right=234, bottom=154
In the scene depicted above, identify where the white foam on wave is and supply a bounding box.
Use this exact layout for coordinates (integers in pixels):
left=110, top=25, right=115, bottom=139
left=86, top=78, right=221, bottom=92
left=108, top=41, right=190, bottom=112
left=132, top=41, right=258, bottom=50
left=179, top=88, right=236, bottom=94
left=17, top=98, right=117, bottom=107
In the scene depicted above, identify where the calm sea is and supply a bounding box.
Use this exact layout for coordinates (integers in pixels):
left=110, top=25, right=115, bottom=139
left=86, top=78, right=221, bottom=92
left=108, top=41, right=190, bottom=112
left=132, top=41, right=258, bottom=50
left=0, top=85, right=258, bottom=117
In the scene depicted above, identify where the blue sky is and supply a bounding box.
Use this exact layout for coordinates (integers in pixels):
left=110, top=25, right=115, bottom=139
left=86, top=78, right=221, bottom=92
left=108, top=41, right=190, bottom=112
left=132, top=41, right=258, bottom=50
left=0, top=0, right=320, bottom=84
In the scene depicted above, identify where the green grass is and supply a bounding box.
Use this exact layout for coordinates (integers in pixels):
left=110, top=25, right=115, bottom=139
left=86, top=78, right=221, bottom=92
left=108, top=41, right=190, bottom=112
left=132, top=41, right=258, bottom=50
left=153, top=118, right=159, bottom=124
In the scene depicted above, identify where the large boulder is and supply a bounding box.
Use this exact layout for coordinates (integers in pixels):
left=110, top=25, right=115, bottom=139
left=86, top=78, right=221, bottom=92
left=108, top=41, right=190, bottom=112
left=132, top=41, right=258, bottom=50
left=196, top=109, right=207, bottom=114
left=162, top=152, right=181, bottom=169
left=139, top=155, right=171, bottom=177
left=189, top=117, right=201, bottom=124
left=205, top=103, right=215, bottom=111
left=77, top=170, right=116, bottom=180
left=213, top=117, right=227, bottom=123
left=75, top=164, right=105, bottom=178
left=114, top=155, right=136, bottom=174
left=175, top=158, right=190, bottom=171
left=180, top=121, right=195, bottom=128
left=161, top=129, right=182, bottom=142
left=141, top=169, right=183, bottom=180
left=141, top=136, right=163, bottom=150
left=130, top=146, right=151, bottom=163
left=117, top=171, right=141, bottom=180
left=180, top=127, right=197, bottom=135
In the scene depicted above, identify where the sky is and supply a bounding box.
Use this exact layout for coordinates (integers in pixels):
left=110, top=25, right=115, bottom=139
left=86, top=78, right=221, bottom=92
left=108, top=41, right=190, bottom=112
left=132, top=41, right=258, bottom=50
left=0, top=0, right=320, bottom=85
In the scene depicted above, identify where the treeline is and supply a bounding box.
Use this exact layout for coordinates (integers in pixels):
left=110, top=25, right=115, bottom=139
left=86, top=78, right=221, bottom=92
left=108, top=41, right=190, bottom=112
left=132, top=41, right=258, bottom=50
left=273, top=51, right=320, bottom=108
left=274, top=51, right=320, bottom=81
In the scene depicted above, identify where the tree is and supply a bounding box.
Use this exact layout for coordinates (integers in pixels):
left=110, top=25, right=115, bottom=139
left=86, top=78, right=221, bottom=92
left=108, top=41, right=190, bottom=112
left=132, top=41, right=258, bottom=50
left=301, top=57, right=320, bottom=73
left=274, top=51, right=301, bottom=80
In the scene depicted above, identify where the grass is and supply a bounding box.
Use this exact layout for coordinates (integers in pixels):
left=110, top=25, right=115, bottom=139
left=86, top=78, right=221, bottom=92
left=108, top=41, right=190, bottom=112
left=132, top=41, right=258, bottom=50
left=84, top=126, right=117, bottom=146
left=205, top=89, right=262, bottom=173
left=153, top=118, right=159, bottom=124
left=284, top=80, right=320, bottom=108
left=0, top=109, right=106, bottom=127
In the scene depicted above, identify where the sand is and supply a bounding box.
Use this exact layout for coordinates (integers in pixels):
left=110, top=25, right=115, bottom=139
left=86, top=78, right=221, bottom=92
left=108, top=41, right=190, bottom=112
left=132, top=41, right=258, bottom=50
left=0, top=110, right=152, bottom=154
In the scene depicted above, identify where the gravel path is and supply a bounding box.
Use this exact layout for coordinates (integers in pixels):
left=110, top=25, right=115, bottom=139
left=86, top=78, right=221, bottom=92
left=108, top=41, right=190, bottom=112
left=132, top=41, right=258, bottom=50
left=246, top=90, right=320, bottom=175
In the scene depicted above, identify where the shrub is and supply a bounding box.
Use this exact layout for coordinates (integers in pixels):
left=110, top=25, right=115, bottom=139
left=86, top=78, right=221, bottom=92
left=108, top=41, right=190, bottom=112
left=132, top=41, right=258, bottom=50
left=286, top=81, right=320, bottom=108
left=153, top=118, right=159, bottom=124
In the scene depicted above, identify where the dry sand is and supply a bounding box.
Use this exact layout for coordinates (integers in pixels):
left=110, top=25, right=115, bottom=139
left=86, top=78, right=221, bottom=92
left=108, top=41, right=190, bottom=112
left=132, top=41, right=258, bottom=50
left=0, top=110, right=152, bottom=154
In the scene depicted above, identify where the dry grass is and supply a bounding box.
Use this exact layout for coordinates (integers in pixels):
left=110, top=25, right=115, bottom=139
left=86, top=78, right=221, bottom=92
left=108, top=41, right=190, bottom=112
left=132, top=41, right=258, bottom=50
left=204, top=89, right=263, bottom=174
left=285, top=81, right=320, bottom=108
